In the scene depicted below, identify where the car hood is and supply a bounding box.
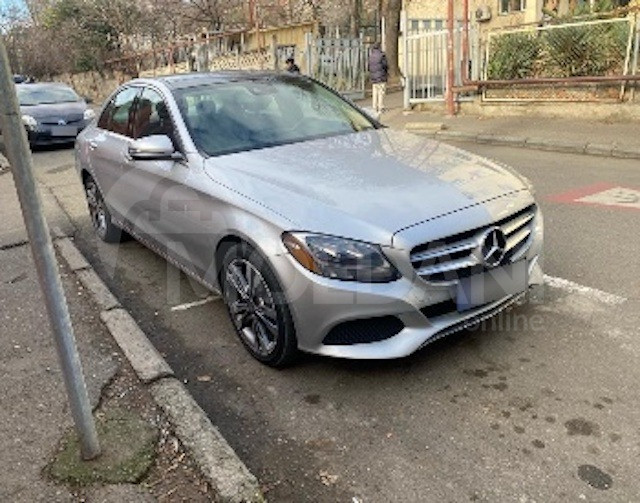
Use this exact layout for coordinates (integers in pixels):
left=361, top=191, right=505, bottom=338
left=21, top=101, right=86, bottom=122
left=203, top=129, right=529, bottom=244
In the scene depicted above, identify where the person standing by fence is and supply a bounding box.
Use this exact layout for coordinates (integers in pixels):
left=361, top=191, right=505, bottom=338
left=368, top=42, right=388, bottom=117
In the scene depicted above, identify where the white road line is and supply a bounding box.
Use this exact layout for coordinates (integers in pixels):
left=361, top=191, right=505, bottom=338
left=170, top=295, right=220, bottom=312
left=544, top=275, right=627, bottom=306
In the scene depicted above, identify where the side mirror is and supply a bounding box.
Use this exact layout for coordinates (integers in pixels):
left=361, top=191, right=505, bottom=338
left=128, top=135, right=183, bottom=161
left=360, top=106, right=380, bottom=121
left=84, top=96, right=94, bottom=104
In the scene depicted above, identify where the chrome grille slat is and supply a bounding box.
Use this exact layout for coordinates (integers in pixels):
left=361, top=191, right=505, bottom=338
left=410, top=236, right=480, bottom=263
left=415, top=255, right=479, bottom=276
left=505, top=227, right=531, bottom=253
left=410, top=205, right=536, bottom=284
left=501, top=212, right=533, bottom=236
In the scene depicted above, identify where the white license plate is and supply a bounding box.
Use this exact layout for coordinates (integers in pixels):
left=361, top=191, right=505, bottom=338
left=50, top=125, right=77, bottom=137
left=457, top=260, right=528, bottom=312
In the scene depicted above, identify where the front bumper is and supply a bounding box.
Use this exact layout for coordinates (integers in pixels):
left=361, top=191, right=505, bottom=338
left=271, top=203, right=544, bottom=360
left=27, top=121, right=87, bottom=146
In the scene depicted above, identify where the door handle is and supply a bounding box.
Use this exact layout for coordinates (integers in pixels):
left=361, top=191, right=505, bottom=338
left=88, top=140, right=98, bottom=150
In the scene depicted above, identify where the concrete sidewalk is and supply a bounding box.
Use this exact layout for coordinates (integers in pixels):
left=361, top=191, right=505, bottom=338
left=0, top=170, right=148, bottom=501
left=0, top=162, right=222, bottom=501
left=359, top=91, right=640, bottom=159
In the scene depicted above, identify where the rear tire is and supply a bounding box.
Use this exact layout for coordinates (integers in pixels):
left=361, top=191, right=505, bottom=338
left=83, top=176, right=124, bottom=243
left=221, top=242, right=298, bottom=367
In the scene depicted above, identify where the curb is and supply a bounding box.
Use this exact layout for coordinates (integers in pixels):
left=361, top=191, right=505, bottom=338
left=54, top=236, right=264, bottom=502
left=150, top=379, right=265, bottom=503
left=410, top=130, right=640, bottom=160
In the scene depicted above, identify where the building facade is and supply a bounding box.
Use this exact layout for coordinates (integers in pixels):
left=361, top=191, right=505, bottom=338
left=403, top=0, right=537, bottom=32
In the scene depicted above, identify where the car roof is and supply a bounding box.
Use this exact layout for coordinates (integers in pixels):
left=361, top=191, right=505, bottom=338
left=134, top=71, right=300, bottom=90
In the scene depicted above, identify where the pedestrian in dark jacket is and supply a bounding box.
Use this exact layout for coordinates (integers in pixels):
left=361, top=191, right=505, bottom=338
left=286, top=57, right=301, bottom=74
left=368, top=42, right=388, bottom=116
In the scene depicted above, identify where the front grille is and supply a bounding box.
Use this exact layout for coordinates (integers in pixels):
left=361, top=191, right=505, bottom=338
left=41, top=116, right=83, bottom=126
left=410, top=204, right=536, bottom=284
left=323, top=316, right=404, bottom=345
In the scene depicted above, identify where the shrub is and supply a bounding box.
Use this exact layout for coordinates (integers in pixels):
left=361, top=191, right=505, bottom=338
left=487, top=32, right=542, bottom=80
left=542, top=22, right=630, bottom=77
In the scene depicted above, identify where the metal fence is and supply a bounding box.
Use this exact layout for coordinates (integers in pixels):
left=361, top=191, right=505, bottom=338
left=105, top=39, right=275, bottom=78
left=103, top=33, right=370, bottom=100
left=305, top=34, right=369, bottom=99
left=483, top=16, right=638, bottom=102
left=404, top=26, right=481, bottom=104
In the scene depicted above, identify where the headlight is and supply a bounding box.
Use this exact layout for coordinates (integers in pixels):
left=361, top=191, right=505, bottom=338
left=282, top=232, right=399, bottom=283
left=83, top=109, right=96, bottom=121
left=21, top=114, right=37, bottom=130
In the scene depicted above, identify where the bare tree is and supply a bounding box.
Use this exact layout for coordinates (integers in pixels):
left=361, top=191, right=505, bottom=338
left=349, top=0, right=362, bottom=37
left=383, top=0, right=401, bottom=79
left=181, top=0, right=246, bottom=31
left=4, top=0, right=386, bottom=77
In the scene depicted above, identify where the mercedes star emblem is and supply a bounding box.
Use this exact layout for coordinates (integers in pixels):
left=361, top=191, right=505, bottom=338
left=480, top=227, right=507, bottom=267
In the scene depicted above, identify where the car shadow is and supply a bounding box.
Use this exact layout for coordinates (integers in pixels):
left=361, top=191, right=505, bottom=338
left=30, top=141, right=76, bottom=153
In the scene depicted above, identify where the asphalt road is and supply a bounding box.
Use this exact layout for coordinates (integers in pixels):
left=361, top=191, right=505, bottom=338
left=28, top=141, right=640, bottom=502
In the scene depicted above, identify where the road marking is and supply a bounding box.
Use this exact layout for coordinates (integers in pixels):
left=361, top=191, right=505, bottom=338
left=170, top=295, right=220, bottom=312
left=577, top=186, right=640, bottom=209
left=544, top=275, right=627, bottom=305
left=548, top=183, right=640, bottom=211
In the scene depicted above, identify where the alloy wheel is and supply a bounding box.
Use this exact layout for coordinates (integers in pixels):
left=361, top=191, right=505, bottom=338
left=224, top=258, right=279, bottom=357
left=85, top=181, right=107, bottom=236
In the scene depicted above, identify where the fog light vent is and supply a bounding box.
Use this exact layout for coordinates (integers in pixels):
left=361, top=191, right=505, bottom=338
left=323, top=316, right=404, bottom=345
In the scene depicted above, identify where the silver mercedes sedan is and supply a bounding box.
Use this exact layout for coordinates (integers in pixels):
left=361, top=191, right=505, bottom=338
left=75, top=72, right=543, bottom=367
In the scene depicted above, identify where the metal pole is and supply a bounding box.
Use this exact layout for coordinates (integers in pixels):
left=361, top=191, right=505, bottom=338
left=462, top=0, right=470, bottom=82
left=0, top=39, right=101, bottom=461
left=402, top=10, right=410, bottom=110
left=631, top=14, right=640, bottom=102
left=305, top=32, right=313, bottom=76
left=446, top=0, right=456, bottom=115
left=381, top=16, right=386, bottom=52
left=620, top=17, right=635, bottom=101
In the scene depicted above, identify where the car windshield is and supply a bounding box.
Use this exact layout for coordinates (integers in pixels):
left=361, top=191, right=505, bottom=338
left=17, top=86, right=80, bottom=106
left=173, top=77, right=376, bottom=157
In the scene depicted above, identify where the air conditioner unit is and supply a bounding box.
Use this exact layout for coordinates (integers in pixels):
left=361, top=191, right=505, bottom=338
left=475, top=5, right=492, bottom=22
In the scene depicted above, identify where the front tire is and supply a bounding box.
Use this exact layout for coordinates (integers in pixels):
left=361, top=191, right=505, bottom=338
left=221, top=242, right=298, bottom=367
left=83, top=176, right=124, bottom=243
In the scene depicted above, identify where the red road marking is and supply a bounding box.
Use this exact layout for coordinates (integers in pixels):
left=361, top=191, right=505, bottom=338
left=547, top=183, right=640, bottom=211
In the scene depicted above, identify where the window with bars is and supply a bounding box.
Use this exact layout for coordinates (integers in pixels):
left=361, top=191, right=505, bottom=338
left=408, top=19, right=461, bottom=33
left=499, top=0, right=526, bottom=14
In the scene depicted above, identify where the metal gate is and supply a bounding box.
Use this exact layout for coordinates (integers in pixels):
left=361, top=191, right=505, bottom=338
left=305, top=34, right=369, bottom=99
left=404, top=26, right=480, bottom=104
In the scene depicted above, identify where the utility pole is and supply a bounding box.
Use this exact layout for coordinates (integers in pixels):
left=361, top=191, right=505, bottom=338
left=445, top=0, right=456, bottom=116
left=0, top=39, right=101, bottom=461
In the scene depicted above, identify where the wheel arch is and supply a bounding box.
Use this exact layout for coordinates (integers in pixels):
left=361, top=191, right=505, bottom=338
left=214, top=231, right=277, bottom=287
